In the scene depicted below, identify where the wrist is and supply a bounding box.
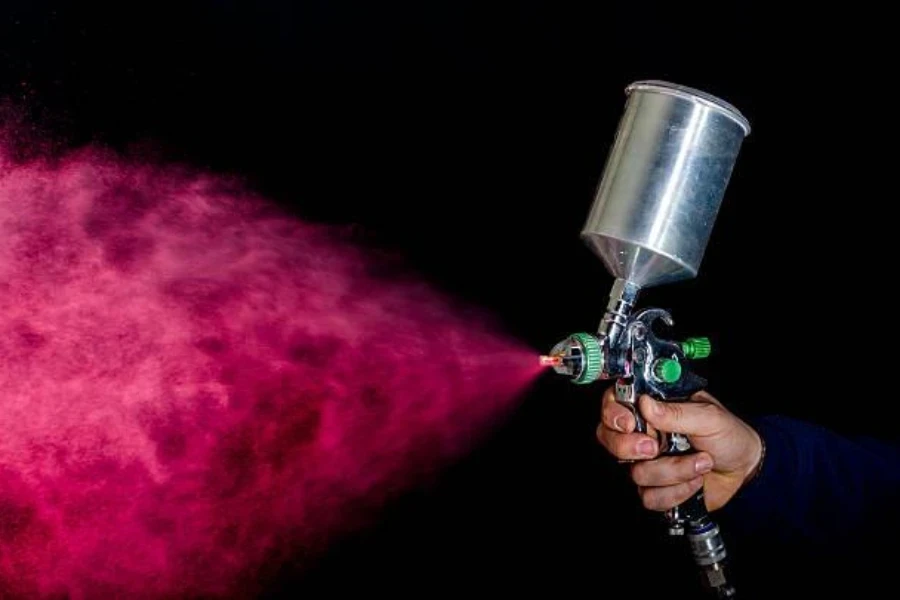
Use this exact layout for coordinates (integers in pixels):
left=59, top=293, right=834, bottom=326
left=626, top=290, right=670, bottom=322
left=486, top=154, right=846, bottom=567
left=741, top=425, right=766, bottom=485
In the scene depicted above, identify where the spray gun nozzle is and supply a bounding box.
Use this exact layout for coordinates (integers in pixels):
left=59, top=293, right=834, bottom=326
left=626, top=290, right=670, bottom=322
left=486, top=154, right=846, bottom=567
left=541, top=333, right=604, bottom=384
left=539, top=354, right=563, bottom=367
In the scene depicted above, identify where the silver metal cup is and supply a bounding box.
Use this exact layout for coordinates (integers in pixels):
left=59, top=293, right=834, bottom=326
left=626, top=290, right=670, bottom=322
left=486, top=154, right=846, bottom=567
left=582, top=80, right=751, bottom=289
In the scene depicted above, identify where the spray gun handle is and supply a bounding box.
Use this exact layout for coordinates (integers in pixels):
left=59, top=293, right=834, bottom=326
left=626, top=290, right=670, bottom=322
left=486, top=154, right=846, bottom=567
left=615, top=369, right=711, bottom=516
left=649, top=393, right=718, bottom=539
left=613, top=379, right=691, bottom=467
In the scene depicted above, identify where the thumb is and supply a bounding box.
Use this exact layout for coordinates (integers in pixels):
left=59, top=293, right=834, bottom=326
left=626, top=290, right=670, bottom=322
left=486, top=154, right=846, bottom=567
left=639, top=394, right=723, bottom=437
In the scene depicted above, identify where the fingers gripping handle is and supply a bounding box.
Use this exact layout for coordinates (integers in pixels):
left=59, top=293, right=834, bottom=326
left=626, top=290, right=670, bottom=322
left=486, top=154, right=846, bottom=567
left=613, top=379, right=693, bottom=454
left=613, top=379, right=706, bottom=521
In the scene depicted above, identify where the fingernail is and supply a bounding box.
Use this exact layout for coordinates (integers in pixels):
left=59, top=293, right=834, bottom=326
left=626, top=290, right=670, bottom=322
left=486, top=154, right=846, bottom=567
left=695, top=456, right=714, bottom=473
left=637, top=439, right=656, bottom=456
left=613, top=415, right=626, bottom=432
left=650, top=397, right=665, bottom=416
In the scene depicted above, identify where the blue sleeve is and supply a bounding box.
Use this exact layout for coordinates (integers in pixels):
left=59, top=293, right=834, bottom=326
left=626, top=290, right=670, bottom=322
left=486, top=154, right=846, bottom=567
left=717, top=414, right=900, bottom=550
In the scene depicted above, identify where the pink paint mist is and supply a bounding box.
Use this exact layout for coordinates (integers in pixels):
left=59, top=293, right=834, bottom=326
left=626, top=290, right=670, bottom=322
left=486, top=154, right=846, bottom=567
left=0, top=128, right=542, bottom=598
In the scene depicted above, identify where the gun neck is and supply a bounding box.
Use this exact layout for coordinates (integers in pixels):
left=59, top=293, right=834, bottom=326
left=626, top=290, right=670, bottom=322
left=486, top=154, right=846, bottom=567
left=598, top=278, right=640, bottom=346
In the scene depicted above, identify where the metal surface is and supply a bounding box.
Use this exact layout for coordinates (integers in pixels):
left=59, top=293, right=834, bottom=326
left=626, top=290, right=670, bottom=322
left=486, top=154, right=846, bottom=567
left=581, top=80, right=750, bottom=288
left=597, top=278, right=639, bottom=344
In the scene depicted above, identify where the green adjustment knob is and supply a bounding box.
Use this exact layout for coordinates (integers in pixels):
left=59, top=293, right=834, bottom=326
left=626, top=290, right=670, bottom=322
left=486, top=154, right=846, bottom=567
left=653, top=358, right=682, bottom=383
left=681, top=337, right=711, bottom=359
left=570, top=332, right=603, bottom=385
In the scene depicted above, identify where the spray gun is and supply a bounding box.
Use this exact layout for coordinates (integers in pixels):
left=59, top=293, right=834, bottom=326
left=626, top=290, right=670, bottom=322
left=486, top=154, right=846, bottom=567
left=540, top=81, right=750, bottom=597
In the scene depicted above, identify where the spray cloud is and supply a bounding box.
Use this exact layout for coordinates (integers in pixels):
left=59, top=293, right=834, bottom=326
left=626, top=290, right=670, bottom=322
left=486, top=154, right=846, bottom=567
left=0, top=125, right=540, bottom=599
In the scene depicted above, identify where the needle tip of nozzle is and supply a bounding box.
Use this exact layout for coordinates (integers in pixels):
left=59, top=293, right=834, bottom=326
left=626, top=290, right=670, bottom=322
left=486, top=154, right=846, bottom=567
left=539, top=355, right=562, bottom=367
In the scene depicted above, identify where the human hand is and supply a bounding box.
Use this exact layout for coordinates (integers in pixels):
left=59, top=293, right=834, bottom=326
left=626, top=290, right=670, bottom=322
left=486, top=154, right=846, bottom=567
left=596, top=387, right=763, bottom=512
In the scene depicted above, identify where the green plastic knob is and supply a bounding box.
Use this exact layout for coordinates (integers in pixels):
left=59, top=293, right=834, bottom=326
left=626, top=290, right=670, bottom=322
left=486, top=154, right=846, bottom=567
left=681, top=337, right=711, bottom=359
left=653, top=358, right=682, bottom=383
left=569, top=332, right=603, bottom=385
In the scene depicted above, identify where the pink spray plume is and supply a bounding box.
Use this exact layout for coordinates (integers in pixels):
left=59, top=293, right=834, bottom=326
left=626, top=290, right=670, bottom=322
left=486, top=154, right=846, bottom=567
left=0, top=125, right=542, bottom=598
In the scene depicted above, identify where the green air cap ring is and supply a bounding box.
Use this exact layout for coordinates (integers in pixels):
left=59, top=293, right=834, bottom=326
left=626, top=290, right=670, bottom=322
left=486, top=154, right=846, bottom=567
left=570, top=333, right=603, bottom=385
left=681, top=337, right=711, bottom=359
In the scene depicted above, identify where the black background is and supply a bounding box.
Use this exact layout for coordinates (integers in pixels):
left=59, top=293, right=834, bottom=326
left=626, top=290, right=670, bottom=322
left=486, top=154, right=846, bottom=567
left=4, top=2, right=896, bottom=598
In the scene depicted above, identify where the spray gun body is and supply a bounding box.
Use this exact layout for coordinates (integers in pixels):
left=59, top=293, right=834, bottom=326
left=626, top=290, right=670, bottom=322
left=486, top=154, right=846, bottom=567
left=548, top=296, right=731, bottom=594
left=543, top=81, right=749, bottom=598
